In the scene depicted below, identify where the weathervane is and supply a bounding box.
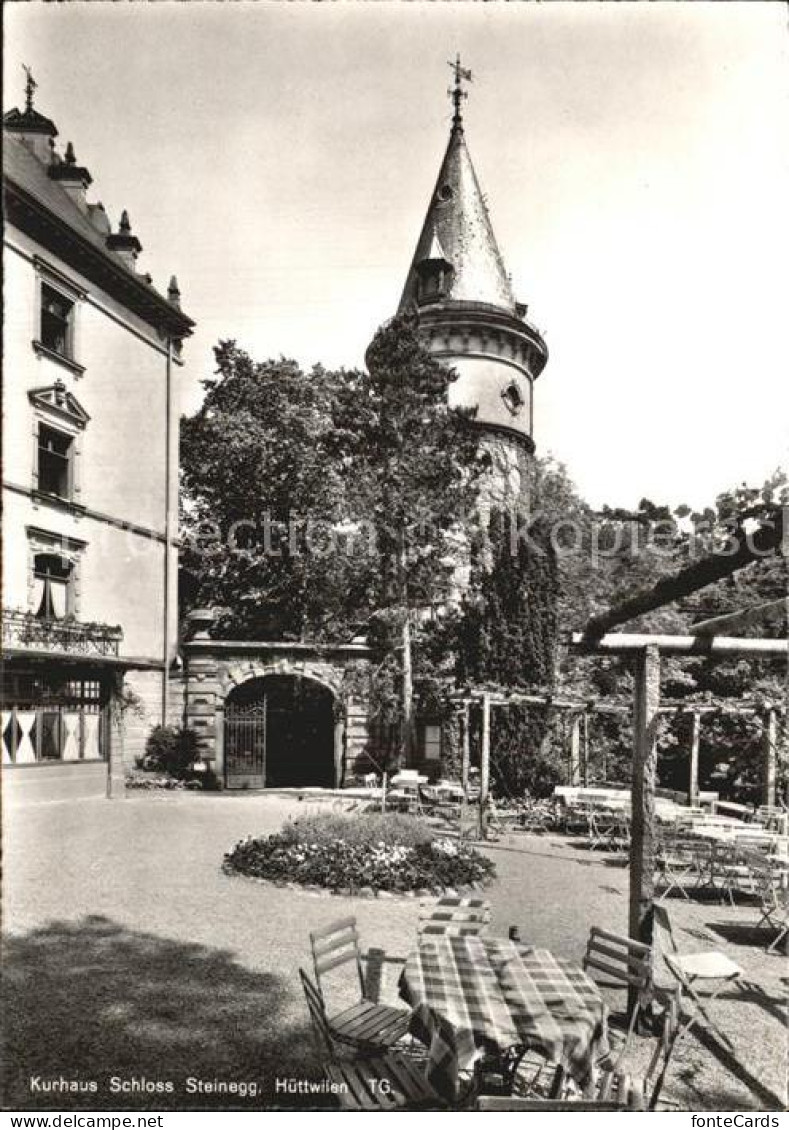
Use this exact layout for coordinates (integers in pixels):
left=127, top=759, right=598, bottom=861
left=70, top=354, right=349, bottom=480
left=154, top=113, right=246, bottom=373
left=23, top=64, right=37, bottom=113
left=448, top=54, right=473, bottom=128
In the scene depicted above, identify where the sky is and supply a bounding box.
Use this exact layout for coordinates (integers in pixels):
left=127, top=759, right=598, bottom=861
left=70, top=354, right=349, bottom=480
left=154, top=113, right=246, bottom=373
left=5, top=1, right=788, bottom=510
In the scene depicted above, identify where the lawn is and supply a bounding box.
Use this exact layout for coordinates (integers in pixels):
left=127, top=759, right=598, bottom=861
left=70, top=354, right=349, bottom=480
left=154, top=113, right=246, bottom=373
left=2, top=788, right=785, bottom=1111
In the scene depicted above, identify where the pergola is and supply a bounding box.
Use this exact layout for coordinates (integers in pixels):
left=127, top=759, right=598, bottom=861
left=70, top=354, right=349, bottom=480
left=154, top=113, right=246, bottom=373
left=460, top=508, right=786, bottom=1006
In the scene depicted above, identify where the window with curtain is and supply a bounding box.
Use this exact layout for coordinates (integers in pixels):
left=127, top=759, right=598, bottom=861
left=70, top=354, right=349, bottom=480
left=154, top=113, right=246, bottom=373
left=33, top=553, right=72, bottom=620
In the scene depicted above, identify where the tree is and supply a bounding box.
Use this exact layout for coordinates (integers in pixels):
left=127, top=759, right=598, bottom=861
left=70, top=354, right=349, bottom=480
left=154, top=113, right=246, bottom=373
left=445, top=509, right=560, bottom=795
left=334, top=314, right=485, bottom=759
left=181, top=321, right=486, bottom=765
left=180, top=343, right=378, bottom=641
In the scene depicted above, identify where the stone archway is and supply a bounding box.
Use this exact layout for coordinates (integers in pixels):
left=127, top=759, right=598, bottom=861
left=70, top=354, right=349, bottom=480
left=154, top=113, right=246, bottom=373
left=224, top=673, right=339, bottom=789
left=183, top=634, right=375, bottom=787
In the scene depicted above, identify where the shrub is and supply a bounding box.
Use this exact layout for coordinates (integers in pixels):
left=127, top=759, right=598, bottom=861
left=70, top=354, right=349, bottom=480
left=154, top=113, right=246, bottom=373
left=143, top=725, right=200, bottom=780
left=224, top=812, right=496, bottom=894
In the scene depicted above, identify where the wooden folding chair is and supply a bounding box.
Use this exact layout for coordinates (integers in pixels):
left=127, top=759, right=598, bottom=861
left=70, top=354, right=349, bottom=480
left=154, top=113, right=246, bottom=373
left=746, top=853, right=789, bottom=953
left=709, top=842, right=756, bottom=906
left=299, top=969, right=441, bottom=1111
left=655, top=835, right=708, bottom=900
left=652, top=904, right=743, bottom=1050
left=515, top=987, right=681, bottom=1112
left=309, top=917, right=412, bottom=1050
left=582, top=926, right=652, bottom=1068
left=418, top=896, right=491, bottom=938
left=588, top=809, right=623, bottom=852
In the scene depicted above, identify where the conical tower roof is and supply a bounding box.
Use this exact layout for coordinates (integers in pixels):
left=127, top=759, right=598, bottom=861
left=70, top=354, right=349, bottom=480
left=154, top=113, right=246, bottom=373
left=398, top=119, right=517, bottom=315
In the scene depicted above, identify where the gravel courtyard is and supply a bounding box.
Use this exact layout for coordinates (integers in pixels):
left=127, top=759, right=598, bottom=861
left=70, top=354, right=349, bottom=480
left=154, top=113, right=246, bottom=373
left=2, top=785, right=785, bottom=1112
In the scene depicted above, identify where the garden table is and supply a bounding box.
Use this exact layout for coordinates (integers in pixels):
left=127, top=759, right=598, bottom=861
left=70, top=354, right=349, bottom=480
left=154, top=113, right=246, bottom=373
left=398, top=935, right=610, bottom=1102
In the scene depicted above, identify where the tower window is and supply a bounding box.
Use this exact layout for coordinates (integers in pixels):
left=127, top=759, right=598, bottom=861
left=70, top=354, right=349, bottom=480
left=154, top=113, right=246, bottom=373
left=416, top=263, right=453, bottom=306
left=501, top=381, right=525, bottom=416
left=33, top=553, right=73, bottom=620
left=40, top=284, right=75, bottom=358
left=37, top=424, right=73, bottom=498
left=437, top=184, right=454, bottom=202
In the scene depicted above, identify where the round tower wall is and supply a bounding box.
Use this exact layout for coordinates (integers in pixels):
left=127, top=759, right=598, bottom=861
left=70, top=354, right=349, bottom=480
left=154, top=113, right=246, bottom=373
left=443, top=354, right=533, bottom=442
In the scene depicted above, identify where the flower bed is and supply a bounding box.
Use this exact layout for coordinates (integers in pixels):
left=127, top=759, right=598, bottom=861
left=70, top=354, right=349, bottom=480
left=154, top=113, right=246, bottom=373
left=126, top=772, right=202, bottom=791
left=223, top=812, right=496, bottom=894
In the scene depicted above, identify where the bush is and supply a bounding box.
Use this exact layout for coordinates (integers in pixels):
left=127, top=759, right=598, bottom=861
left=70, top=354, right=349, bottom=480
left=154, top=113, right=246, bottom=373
left=143, top=725, right=200, bottom=780
left=224, top=812, right=496, bottom=894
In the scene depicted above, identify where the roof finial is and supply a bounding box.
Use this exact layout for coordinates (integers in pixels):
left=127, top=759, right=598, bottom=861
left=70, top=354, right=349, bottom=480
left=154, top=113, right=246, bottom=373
left=23, top=64, right=37, bottom=114
left=167, top=275, right=181, bottom=309
left=447, top=54, right=473, bottom=130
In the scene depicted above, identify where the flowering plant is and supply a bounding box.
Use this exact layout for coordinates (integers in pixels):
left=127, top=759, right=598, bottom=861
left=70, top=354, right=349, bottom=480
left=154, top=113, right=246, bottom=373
left=223, top=813, right=495, bottom=893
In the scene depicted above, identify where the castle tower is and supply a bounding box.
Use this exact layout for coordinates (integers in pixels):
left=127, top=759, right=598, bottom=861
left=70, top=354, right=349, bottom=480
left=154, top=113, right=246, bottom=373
left=393, top=59, right=548, bottom=511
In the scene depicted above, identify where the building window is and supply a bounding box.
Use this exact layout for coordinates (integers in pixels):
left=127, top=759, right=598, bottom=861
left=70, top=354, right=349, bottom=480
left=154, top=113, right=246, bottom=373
left=40, top=283, right=75, bottom=358
left=423, top=724, right=442, bottom=761
left=33, top=553, right=72, bottom=620
left=37, top=424, right=73, bottom=499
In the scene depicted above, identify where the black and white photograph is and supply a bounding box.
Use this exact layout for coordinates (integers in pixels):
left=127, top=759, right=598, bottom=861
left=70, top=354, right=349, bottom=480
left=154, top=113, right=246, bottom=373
left=2, top=0, right=787, bottom=1119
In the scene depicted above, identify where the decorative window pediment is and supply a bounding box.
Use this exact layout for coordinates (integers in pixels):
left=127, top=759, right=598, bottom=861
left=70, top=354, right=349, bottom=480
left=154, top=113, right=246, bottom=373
left=28, top=383, right=90, bottom=430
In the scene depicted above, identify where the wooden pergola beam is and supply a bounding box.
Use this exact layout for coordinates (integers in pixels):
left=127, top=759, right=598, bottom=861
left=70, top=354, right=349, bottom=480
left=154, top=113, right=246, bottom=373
left=572, top=632, right=787, bottom=657
left=579, top=507, right=784, bottom=646
left=480, top=692, right=491, bottom=840
left=688, top=598, right=786, bottom=637
left=629, top=644, right=661, bottom=1017
left=689, top=710, right=701, bottom=808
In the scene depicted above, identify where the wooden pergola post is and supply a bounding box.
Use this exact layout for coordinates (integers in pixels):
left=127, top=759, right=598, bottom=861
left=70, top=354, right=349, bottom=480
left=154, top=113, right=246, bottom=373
left=461, top=701, right=471, bottom=795
left=581, top=711, right=589, bottom=786
left=629, top=644, right=661, bottom=1017
left=479, top=692, right=491, bottom=840
left=569, top=712, right=582, bottom=786
left=763, top=707, right=777, bottom=808
left=689, top=709, right=701, bottom=808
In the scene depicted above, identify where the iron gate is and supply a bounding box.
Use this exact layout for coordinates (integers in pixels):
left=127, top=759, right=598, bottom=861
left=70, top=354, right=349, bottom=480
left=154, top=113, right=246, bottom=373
left=224, top=698, right=266, bottom=789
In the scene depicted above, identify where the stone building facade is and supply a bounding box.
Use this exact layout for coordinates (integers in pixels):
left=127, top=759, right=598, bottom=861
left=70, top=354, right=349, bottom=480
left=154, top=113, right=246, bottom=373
left=2, top=80, right=194, bottom=772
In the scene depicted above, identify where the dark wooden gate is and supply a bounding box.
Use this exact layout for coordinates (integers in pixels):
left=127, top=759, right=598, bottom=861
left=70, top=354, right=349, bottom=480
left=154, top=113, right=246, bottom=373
left=224, top=698, right=266, bottom=789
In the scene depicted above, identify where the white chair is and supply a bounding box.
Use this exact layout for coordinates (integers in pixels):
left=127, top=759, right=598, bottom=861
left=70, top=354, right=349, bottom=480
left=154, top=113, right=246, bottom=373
left=652, top=905, right=743, bottom=1049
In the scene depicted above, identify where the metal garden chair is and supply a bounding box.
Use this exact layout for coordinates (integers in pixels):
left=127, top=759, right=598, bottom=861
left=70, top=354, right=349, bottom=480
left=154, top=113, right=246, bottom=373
left=652, top=904, right=743, bottom=1049
left=299, top=969, right=441, bottom=1111
left=309, top=916, right=412, bottom=1051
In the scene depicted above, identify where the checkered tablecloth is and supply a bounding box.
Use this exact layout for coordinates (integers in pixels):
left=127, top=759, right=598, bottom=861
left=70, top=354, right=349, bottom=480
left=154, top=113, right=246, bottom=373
left=399, top=936, right=609, bottom=1100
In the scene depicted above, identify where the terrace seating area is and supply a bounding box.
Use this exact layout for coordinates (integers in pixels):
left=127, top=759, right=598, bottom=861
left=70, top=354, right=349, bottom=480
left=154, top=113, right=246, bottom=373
left=300, top=898, right=687, bottom=1111
left=550, top=787, right=788, bottom=953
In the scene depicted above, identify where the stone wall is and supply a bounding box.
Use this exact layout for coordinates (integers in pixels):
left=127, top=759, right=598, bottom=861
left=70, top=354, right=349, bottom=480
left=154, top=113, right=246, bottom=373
left=182, top=642, right=376, bottom=787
